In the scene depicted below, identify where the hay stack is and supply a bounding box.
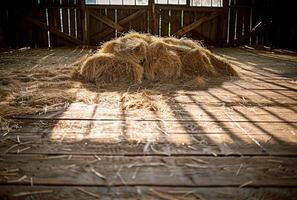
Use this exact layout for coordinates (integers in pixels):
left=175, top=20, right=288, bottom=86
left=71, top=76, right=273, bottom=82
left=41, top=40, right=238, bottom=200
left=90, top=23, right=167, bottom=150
left=74, top=32, right=238, bottom=84
left=204, top=50, right=239, bottom=77
left=120, top=32, right=156, bottom=45
left=116, top=38, right=148, bottom=64
left=97, top=40, right=122, bottom=54
left=162, top=37, right=202, bottom=49
left=145, top=41, right=182, bottom=82
left=182, top=48, right=218, bottom=77
left=78, top=53, right=143, bottom=83
left=99, top=37, right=148, bottom=65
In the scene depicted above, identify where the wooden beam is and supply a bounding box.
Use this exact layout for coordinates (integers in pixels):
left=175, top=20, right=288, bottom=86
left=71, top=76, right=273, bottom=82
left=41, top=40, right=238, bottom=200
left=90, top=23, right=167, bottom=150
left=174, top=12, right=219, bottom=37
left=86, top=5, right=147, bottom=10
left=91, top=9, right=147, bottom=44
left=149, top=0, right=157, bottom=34
left=115, top=9, right=147, bottom=28
left=26, top=17, right=84, bottom=45
left=89, top=11, right=123, bottom=31
left=191, top=30, right=216, bottom=46
left=156, top=5, right=223, bottom=12
left=81, top=0, right=89, bottom=44
left=155, top=9, right=170, bottom=23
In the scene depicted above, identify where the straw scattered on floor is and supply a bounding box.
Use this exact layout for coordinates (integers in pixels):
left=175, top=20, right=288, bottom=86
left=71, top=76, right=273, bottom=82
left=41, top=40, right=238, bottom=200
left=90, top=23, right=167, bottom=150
left=0, top=32, right=239, bottom=133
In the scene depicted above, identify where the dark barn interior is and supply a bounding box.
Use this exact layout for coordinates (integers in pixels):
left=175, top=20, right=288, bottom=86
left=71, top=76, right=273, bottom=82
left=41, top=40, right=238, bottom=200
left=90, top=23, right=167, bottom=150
left=0, top=0, right=297, bottom=199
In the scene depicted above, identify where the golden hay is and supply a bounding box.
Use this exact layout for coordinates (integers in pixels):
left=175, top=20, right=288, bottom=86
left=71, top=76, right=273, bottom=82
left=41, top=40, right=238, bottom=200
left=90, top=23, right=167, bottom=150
left=185, top=76, right=206, bottom=88
left=145, top=42, right=182, bottom=82
left=0, top=34, right=240, bottom=134
left=182, top=48, right=218, bottom=77
left=120, top=31, right=156, bottom=45
left=204, top=50, right=239, bottom=77
left=98, top=37, right=148, bottom=64
left=120, top=90, right=158, bottom=111
left=0, top=62, right=103, bottom=134
left=161, top=37, right=202, bottom=49
left=0, top=67, right=78, bottom=125
left=0, top=116, right=20, bottom=135
left=116, top=38, right=148, bottom=63
left=150, top=40, right=192, bottom=59
left=97, top=40, right=122, bottom=54
left=78, top=33, right=238, bottom=84
left=78, top=53, right=144, bottom=83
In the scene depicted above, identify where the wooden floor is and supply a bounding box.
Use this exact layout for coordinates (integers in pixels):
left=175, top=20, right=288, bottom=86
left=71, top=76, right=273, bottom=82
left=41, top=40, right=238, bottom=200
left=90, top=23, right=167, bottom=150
left=1, top=47, right=297, bottom=199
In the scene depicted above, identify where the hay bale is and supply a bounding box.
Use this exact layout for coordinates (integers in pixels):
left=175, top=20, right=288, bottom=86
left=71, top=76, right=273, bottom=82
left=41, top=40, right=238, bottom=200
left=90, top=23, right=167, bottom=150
left=74, top=32, right=238, bottom=84
left=148, top=40, right=191, bottom=61
left=204, top=51, right=239, bottom=77
left=145, top=41, right=182, bottom=82
left=117, top=38, right=148, bottom=64
left=99, top=37, right=148, bottom=66
left=182, top=48, right=218, bottom=77
left=120, top=31, right=156, bottom=45
left=162, top=37, right=202, bottom=49
left=98, top=40, right=121, bottom=54
left=78, top=53, right=144, bottom=83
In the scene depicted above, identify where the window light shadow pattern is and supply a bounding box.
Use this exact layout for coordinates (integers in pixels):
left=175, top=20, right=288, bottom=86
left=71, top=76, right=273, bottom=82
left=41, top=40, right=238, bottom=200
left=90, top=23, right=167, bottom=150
left=1, top=47, right=297, bottom=156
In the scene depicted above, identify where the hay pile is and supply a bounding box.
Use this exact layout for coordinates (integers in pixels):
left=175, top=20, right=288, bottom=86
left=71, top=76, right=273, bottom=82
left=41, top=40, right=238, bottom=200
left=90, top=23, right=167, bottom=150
left=0, top=68, right=76, bottom=116
left=0, top=65, right=99, bottom=135
left=74, top=32, right=239, bottom=85
left=74, top=53, right=143, bottom=83
left=0, top=32, right=239, bottom=134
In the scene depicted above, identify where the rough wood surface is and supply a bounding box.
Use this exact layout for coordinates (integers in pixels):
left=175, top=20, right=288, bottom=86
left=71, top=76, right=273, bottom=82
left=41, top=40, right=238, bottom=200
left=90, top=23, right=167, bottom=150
left=1, top=186, right=296, bottom=200
left=0, top=47, right=297, bottom=199
left=26, top=17, right=84, bottom=45
left=174, top=12, right=220, bottom=37
left=0, top=155, right=296, bottom=187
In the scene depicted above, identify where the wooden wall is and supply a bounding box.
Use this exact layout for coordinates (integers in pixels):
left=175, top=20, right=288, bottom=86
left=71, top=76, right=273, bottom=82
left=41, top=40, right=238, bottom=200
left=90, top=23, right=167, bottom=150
left=228, top=0, right=273, bottom=47
left=0, top=0, right=228, bottom=47
left=0, top=0, right=84, bottom=48
left=1, top=0, right=294, bottom=50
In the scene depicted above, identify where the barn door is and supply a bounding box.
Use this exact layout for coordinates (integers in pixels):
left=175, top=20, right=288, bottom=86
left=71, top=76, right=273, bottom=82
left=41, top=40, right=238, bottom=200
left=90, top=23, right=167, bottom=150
left=87, top=8, right=148, bottom=45
left=150, top=0, right=228, bottom=45
left=85, top=0, right=227, bottom=46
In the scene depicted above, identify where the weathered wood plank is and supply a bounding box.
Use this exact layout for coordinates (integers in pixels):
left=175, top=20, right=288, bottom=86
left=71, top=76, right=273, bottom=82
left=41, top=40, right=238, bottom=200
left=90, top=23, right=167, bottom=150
left=170, top=10, right=181, bottom=36
left=2, top=119, right=297, bottom=156
left=26, top=17, right=84, bottom=45
left=89, top=10, right=123, bottom=31
left=70, top=8, right=76, bottom=38
left=32, top=7, right=48, bottom=47
left=3, top=140, right=297, bottom=156
left=0, top=155, right=296, bottom=187
left=91, top=9, right=146, bottom=44
left=13, top=102, right=297, bottom=123
left=0, top=185, right=296, bottom=200
left=0, top=140, right=261, bottom=156
left=2, top=136, right=297, bottom=156
left=62, top=8, right=69, bottom=35
left=174, top=12, right=219, bottom=37
left=160, top=9, right=169, bottom=37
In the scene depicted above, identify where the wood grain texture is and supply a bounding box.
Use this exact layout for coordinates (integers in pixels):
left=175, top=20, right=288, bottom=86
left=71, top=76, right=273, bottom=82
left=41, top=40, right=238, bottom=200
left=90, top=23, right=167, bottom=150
left=0, top=47, right=297, bottom=199
left=0, top=155, right=296, bottom=187
left=1, top=186, right=296, bottom=200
